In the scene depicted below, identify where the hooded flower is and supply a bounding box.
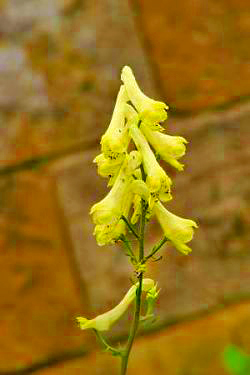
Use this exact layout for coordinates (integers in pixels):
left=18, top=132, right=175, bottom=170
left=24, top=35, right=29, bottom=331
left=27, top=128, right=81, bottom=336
left=141, top=123, right=188, bottom=171
left=153, top=201, right=198, bottom=255
left=91, top=151, right=142, bottom=245
left=76, top=279, right=155, bottom=331
left=129, top=120, right=172, bottom=208
left=93, top=153, right=124, bottom=186
left=93, top=191, right=132, bottom=246
left=121, top=66, right=168, bottom=130
left=101, top=85, right=130, bottom=161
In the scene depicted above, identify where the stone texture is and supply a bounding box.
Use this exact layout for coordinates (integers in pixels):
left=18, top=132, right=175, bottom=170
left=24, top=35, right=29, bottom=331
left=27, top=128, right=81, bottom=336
left=0, top=169, right=92, bottom=372
left=0, top=0, right=157, bottom=168
left=35, top=301, right=250, bottom=375
left=134, top=0, right=250, bottom=112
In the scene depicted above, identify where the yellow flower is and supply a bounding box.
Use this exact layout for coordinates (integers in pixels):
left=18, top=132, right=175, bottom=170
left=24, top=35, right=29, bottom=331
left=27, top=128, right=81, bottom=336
left=121, top=66, right=168, bottom=130
left=91, top=151, right=141, bottom=245
left=76, top=279, right=155, bottom=331
left=93, top=191, right=133, bottom=246
left=141, top=123, right=188, bottom=171
left=93, top=153, right=123, bottom=186
left=101, top=85, right=130, bottom=161
left=129, top=121, right=172, bottom=208
left=153, top=201, right=198, bottom=255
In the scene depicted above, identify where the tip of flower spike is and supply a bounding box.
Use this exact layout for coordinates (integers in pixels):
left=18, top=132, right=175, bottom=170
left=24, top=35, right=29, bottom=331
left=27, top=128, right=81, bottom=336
left=121, top=65, right=132, bottom=77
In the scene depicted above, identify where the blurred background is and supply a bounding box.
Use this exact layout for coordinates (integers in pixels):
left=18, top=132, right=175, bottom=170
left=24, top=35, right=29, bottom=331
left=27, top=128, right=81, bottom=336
left=0, top=0, right=250, bottom=374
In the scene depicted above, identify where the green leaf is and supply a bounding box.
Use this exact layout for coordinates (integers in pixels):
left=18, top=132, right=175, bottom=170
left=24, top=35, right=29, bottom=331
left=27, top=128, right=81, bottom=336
left=223, top=345, right=250, bottom=375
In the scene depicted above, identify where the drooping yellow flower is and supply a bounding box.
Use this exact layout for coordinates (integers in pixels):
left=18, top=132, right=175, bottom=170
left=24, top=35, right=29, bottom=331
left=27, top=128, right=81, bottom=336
left=153, top=201, right=198, bottom=255
left=129, top=120, right=172, bottom=208
left=101, top=85, right=130, bottom=161
left=76, top=279, right=155, bottom=331
left=91, top=151, right=142, bottom=245
left=121, top=66, right=168, bottom=130
left=90, top=151, right=141, bottom=225
left=93, top=191, right=133, bottom=246
left=93, top=153, right=124, bottom=186
left=141, top=123, right=188, bottom=171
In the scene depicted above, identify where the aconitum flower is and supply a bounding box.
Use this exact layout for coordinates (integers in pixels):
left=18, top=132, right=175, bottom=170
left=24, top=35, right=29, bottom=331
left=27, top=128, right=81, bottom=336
left=121, top=66, right=168, bottom=130
left=93, top=191, right=133, bottom=246
left=101, top=85, right=130, bottom=161
left=153, top=201, right=198, bottom=255
left=76, top=279, right=155, bottom=331
left=129, top=119, right=172, bottom=208
left=93, top=153, right=124, bottom=186
left=90, top=151, right=141, bottom=245
left=91, top=152, right=141, bottom=224
left=141, top=123, right=188, bottom=171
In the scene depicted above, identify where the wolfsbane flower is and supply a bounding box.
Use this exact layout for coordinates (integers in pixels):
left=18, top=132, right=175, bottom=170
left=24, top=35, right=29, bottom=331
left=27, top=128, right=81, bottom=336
left=93, top=153, right=124, bottom=186
left=91, top=151, right=142, bottom=245
left=153, top=201, right=198, bottom=255
left=93, top=190, right=133, bottom=246
left=141, top=123, right=188, bottom=171
left=76, top=279, right=155, bottom=331
left=90, top=151, right=141, bottom=226
left=101, top=85, right=130, bottom=161
left=121, top=66, right=168, bottom=130
left=129, top=118, right=172, bottom=208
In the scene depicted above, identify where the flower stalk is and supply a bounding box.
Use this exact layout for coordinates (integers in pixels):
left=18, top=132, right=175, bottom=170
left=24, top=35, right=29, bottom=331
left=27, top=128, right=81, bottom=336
left=76, top=66, right=198, bottom=375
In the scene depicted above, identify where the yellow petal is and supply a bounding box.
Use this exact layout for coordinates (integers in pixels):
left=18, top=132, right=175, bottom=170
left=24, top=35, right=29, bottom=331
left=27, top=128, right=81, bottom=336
left=129, top=122, right=172, bottom=206
left=101, top=85, right=130, bottom=160
left=153, top=202, right=198, bottom=255
left=141, top=123, right=187, bottom=171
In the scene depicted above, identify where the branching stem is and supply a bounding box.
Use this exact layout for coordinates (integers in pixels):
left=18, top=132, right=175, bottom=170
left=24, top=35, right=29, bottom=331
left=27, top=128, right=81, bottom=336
left=121, top=215, right=139, bottom=239
left=143, top=236, right=168, bottom=263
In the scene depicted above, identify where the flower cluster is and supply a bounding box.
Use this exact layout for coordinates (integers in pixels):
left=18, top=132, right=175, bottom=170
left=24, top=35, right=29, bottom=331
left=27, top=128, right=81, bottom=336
left=91, top=66, right=197, bottom=254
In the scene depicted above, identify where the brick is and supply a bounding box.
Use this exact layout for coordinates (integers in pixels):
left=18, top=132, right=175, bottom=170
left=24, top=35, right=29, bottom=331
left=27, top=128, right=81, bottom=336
left=0, top=0, right=157, bottom=167
left=0, top=170, right=92, bottom=371
left=134, top=0, right=250, bottom=112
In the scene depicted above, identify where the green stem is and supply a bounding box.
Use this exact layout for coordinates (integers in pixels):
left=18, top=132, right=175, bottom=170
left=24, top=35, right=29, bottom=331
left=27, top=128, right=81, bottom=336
left=94, top=330, right=122, bottom=356
left=121, top=215, right=139, bottom=239
left=143, top=236, right=168, bottom=263
left=120, top=234, right=137, bottom=263
left=120, top=199, right=146, bottom=375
